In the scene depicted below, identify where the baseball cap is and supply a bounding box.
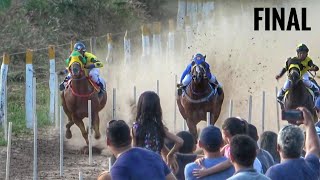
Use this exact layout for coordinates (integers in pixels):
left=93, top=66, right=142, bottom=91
left=199, top=125, right=223, bottom=150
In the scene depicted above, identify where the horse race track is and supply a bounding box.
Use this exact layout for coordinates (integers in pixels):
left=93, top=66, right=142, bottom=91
left=0, top=127, right=110, bottom=179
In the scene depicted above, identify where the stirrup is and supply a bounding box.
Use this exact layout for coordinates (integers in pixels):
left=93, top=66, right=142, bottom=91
left=59, top=83, right=65, bottom=91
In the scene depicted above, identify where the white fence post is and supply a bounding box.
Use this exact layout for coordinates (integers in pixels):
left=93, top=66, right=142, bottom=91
left=79, top=170, right=83, bottom=180
left=113, top=88, right=116, bottom=119
left=90, top=36, right=97, bottom=54
left=248, top=95, right=252, bottom=123
left=141, top=24, right=151, bottom=62
left=167, top=19, right=175, bottom=63
left=26, top=49, right=34, bottom=129
left=33, top=77, right=37, bottom=180
left=275, top=87, right=280, bottom=132
left=0, top=53, right=9, bottom=141
left=60, top=106, right=64, bottom=177
left=156, top=80, right=159, bottom=95
left=106, top=33, right=113, bottom=63
left=49, top=45, right=55, bottom=124
left=88, top=100, right=93, bottom=166
left=262, top=91, right=266, bottom=132
left=206, top=112, right=211, bottom=127
left=229, top=99, right=233, bottom=117
left=124, top=30, right=132, bottom=64
left=55, top=73, right=59, bottom=129
left=5, top=122, right=12, bottom=180
left=174, top=75, right=177, bottom=132
left=152, top=22, right=162, bottom=59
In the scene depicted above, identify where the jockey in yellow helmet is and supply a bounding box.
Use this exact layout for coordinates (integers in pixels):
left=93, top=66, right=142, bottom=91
left=276, top=43, right=319, bottom=103
left=59, top=42, right=106, bottom=96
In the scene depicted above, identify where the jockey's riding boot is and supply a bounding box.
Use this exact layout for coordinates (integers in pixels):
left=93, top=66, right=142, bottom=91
left=97, top=82, right=106, bottom=97
left=59, top=82, right=65, bottom=91
left=277, top=88, right=286, bottom=103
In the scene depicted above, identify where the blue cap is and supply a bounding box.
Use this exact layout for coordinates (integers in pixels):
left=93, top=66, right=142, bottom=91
left=199, top=125, right=222, bottom=149
left=315, top=98, right=320, bottom=110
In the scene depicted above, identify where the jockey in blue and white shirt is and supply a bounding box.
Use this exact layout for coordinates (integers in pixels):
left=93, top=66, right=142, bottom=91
left=180, top=53, right=222, bottom=90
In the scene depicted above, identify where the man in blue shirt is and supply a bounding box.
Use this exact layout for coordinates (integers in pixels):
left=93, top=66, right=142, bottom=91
left=265, top=107, right=320, bottom=180
left=98, top=120, right=177, bottom=180
left=184, top=125, right=234, bottom=180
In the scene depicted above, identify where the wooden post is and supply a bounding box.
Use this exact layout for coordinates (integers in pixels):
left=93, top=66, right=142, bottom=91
left=55, top=73, right=59, bottom=129
left=262, top=91, right=265, bottom=132
left=106, top=33, right=113, bottom=63
left=90, top=37, right=96, bottom=54
left=49, top=45, right=55, bottom=124
left=229, top=99, right=233, bottom=117
left=206, top=112, right=211, bottom=127
left=248, top=95, right=252, bottom=123
left=26, top=49, right=34, bottom=129
left=59, top=106, right=64, bottom=176
left=141, top=24, right=151, bottom=62
left=0, top=53, right=9, bottom=141
left=33, top=77, right=37, bottom=180
left=88, top=100, right=92, bottom=165
left=124, top=30, right=132, bottom=64
left=5, top=122, right=12, bottom=180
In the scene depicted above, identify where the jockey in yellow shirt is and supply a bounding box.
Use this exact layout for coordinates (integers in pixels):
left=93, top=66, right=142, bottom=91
left=276, top=43, right=319, bottom=103
left=59, top=42, right=106, bottom=96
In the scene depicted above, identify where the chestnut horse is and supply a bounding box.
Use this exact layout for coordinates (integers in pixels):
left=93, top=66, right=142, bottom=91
left=282, top=58, right=316, bottom=119
left=177, top=64, right=224, bottom=140
left=61, top=61, right=107, bottom=145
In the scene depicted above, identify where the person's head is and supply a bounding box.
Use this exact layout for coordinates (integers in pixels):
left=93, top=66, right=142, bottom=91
left=198, top=125, right=223, bottom=153
left=222, top=117, right=248, bottom=143
left=247, top=124, right=259, bottom=142
left=260, top=131, right=280, bottom=163
left=106, top=120, right=131, bottom=150
left=135, top=91, right=165, bottom=149
left=177, top=131, right=196, bottom=153
left=230, top=135, right=257, bottom=167
left=277, top=125, right=304, bottom=159
left=192, top=53, right=206, bottom=62
left=296, top=43, right=308, bottom=60
left=74, top=42, right=86, bottom=56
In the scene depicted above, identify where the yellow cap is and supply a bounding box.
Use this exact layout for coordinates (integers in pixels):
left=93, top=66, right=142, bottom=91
left=141, top=24, right=151, bottom=36
left=2, top=53, right=9, bottom=65
left=48, top=45, right=55, bottom=59
left=26, top=49, right=33, bottom=64
left=168, top=19, right=175, bottom=32
left=153, top=22, right=161, bottom=34
left=107, top=33, right=113, bottom=43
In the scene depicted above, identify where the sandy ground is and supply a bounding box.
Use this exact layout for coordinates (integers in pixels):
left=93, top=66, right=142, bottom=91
left=1, top=0, right=320, bottom=179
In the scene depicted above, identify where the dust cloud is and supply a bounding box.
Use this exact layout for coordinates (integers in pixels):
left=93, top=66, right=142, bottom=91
left=65, top=0, right=320, bottom=149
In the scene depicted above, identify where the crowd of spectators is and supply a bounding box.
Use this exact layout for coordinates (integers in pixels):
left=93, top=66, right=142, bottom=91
left=98, top=91, right=320, bottom=180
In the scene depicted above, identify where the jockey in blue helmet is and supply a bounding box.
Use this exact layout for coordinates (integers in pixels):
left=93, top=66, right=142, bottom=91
left=177, top=53, right=222, bottom=96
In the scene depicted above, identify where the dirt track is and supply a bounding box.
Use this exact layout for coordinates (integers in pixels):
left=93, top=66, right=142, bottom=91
left=1, top=0, right=320, bottom=179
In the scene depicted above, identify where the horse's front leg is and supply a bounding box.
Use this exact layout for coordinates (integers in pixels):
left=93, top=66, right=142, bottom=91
left=74, top=118, right=89, bottom=145
left=92, top=113, right=101, bottom=139
left=186, top=118, right=198, bottom=142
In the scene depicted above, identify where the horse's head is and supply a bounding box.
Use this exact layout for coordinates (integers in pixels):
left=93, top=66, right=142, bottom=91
left=70, top=62, right=84, bottom=78
left=191, top=63, right=207, bottom=84
left=287, top=58, right=302, bottom=86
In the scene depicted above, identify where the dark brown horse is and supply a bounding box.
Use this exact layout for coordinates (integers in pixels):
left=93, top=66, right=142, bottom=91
left=61, top=61, right=107, bottom=145
left=177, top=64, right=224, bottom=140
left=283, top=59, right=316, bottom=118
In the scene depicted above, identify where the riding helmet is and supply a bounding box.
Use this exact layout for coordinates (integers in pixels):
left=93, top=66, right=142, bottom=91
left=74, top=42, right=86, bottom=52
left=193, top=53, right=206, bottom=61
left=296, top=43, right=309, bottom=53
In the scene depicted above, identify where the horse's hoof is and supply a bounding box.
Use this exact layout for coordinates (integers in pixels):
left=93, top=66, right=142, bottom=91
left=65, top=130, right=72, bottom=139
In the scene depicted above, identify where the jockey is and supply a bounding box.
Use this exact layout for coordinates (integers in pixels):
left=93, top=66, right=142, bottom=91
left=59, top=42, right=106, bottom=96
left=276, top=43, right=319, bottom=103
left=177, top=53, right=222, bottom=96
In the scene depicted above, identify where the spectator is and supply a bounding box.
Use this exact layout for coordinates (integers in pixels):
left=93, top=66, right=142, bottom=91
left=192, top=117, right=262, bottom=178
left=98, top=119, right=177, bottom=180
left=185, top=125, right=234, bottom=180
left=248, top=124, right=275, bottom=173
left=228, top=135, right=270, bottom=180
left=260, top=131, right=280, bottom=163
left=132, top=91, right=184, bottom=173
left=266, top=107, right=320, bottom=180
left=166, top=131, right=198, bottom=180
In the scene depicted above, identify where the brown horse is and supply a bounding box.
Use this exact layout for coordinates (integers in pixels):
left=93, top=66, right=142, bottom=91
left=61, top=61, right=107, bottom=145
left=283, top=59, right=316, bottom=119
left=177, top=64, right=224, bottom=140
